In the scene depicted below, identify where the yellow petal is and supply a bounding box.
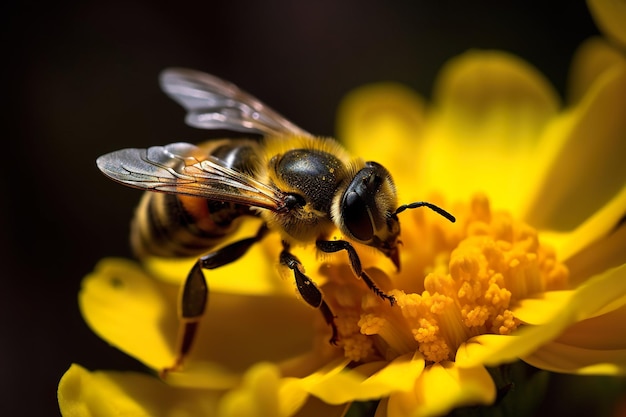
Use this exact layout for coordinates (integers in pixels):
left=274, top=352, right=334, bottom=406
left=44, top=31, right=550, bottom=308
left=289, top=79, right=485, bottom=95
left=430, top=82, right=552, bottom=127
left=568, top=37, right=626, bottom=104
left=80, top=258, right=177, bottom=370
left=303, top=352, right=425, bottom=403
left=587, top=0, right=626, bottom=47
left=521, top=59, right=626, bottom=230
left=299, top=358, right=382, bottom=403
left=336, top=82, right=426, bottom=173
left=386, top=362, right=496, bottom=417
left=513, top=290, right=576, bottom=325
left=58, top=364, right=219, bottom=417
left=81, top=258, right=318, bottom=384
left=421, top=50, right=559, bottom=212
left=457, top=334, right=530, bottom=369
left=218, top=363, right=348, bottom=417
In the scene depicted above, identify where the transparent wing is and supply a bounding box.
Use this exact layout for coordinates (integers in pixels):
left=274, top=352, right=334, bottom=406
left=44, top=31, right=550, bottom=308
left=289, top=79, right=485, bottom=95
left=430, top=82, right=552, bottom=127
left=96, top=142, right=287, bottom=212
left=160, top=68, right=311, bottom=137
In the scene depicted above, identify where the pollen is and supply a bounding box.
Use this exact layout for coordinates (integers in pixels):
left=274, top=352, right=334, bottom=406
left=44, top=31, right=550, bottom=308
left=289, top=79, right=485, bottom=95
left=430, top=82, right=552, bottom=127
left=321, top=194, right=569, bottom=364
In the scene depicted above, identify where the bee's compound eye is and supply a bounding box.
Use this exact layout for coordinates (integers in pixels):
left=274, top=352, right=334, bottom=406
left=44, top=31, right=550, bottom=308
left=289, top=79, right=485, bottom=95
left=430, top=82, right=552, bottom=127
left=341, top=189, right=374, bottom=241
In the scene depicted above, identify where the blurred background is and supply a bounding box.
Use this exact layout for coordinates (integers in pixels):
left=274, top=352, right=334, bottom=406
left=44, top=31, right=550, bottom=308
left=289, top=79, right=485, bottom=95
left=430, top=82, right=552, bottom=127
left=4, top=1, right=623, bottom=415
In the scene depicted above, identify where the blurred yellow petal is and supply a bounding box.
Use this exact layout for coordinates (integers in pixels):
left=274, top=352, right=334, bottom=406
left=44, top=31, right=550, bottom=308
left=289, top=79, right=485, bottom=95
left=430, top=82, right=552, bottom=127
left=217, top=363, right=300, bottom=417
left=588, top=0, right=626, bottom=47
left=80, top=258, right=177, bottom=370
left=386, top=362, right=495, bottom=417
left=216, top=362, right=347, bottom=417
left=521, top=59, right=626, bottom=230
left=58, top=364, right=219, bottom=417
left=421, top=50, right=559, bottom=212
left=568, top=37, right=626, bottom=104
left=336, top=82, right=426, bottom=171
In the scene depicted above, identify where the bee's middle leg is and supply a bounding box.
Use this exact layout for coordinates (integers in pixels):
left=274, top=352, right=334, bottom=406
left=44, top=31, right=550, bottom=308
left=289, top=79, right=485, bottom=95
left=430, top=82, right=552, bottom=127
left=279, top=243, right=339, bottom=345
left=164, top=224, right=269, bottom=376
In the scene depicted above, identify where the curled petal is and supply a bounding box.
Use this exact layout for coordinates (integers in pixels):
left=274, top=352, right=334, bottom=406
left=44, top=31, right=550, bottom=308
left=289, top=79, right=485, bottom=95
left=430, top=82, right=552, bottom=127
left=386, top=362, right=496, bottom=417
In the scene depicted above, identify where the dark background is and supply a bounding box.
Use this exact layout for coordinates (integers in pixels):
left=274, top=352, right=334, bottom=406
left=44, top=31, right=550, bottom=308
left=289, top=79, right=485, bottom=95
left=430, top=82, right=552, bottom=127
left=4, top=1, right=622, bottom=416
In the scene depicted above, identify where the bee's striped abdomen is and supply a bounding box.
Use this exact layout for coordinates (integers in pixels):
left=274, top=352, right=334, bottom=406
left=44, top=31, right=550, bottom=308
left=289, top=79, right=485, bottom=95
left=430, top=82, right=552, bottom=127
left=131, top=192, right=246, bottom=258
left=130, top=139, right=260, bottom=259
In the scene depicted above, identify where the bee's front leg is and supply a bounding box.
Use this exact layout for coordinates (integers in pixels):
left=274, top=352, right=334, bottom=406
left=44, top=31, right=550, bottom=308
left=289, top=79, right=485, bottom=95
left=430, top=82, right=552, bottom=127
left=316, top=240, right=396, bottom=306
left=279, top=243, right=339, bottom=345
left=162, top=224, right=269, bottom=377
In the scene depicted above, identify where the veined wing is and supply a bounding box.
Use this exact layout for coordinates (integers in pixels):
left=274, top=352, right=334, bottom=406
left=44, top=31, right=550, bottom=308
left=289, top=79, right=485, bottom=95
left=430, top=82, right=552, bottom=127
left=160, top=68, right=311, bottom=138
left=96, top=142, right=287, bottom=212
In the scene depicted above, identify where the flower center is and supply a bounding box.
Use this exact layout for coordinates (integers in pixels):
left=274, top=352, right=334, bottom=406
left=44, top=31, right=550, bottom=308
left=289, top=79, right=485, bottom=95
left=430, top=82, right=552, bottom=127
left=321, top=194, right=569, bottom=364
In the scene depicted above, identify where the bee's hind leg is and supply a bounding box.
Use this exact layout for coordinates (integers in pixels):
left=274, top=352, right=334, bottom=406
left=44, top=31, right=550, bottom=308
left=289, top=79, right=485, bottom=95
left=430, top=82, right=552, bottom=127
left=279, top=243, right=339, bottom=345
left=162, top=224, right=269, bottom=377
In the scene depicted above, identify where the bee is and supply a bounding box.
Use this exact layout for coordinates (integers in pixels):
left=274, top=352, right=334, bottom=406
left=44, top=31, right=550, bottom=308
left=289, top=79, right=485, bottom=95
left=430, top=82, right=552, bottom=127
left=96, top=68, right=455, bottom=372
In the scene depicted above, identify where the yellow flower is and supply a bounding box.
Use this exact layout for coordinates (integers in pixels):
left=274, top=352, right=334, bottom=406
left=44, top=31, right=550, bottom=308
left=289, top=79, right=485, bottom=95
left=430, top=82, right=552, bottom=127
left=314, top=46, right=625, bottom=417
left=59, top=2, right=626, bottom=416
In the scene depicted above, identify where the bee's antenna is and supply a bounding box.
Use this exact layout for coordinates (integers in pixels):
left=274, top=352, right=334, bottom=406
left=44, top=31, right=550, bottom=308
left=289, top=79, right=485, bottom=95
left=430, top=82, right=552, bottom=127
left=395, top=202, right=456, bottom=223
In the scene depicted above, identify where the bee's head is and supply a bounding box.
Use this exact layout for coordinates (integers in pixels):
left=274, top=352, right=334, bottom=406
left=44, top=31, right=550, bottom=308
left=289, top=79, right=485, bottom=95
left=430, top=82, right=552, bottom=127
left=335, top=161, right=456, bottom=271
left=334, top=161, right=402, bottom=269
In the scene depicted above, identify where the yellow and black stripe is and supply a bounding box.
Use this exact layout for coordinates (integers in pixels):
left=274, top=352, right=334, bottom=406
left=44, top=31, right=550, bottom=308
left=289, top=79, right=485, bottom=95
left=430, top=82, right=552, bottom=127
left=130, top=139, right=261, bottom=259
